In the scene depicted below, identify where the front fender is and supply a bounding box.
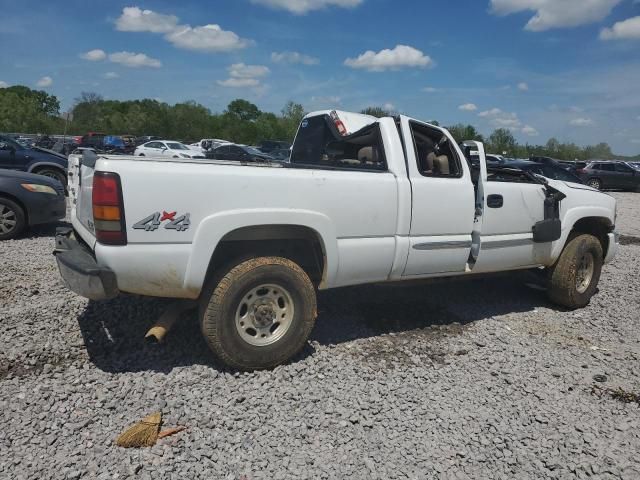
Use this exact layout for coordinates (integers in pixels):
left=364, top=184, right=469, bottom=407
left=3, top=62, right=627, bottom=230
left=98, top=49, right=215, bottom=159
left=183, top=208, right=338, bottom=295
left=550, top=206, right=614, bottom=262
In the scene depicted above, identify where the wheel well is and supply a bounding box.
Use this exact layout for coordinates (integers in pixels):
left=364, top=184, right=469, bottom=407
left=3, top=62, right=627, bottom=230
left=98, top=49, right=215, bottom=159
left=570, top=217, right=612, bottom=255
left=206, top=225, right=326, bottom=287
left=0, top=193, right=28, bottom=224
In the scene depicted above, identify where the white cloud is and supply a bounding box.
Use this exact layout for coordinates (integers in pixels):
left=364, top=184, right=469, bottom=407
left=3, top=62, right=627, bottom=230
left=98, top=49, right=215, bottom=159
left=104, top=72, right=119, bottom=79
left=383, top=102, right=396, bottom=111
left=217, top=78, right=260, bottom=88
left=569, top=106, right=584, bottom=113
left=114, top=7, right=250, bottom=53
left=36, top=76, right=52, bottom=88
left=570, top=117, right=594, bottom=127
left=600, top=16, right=640, bottom=40
left=490, top=0, right=621, bottom=31
left=250, top=0, right=362, bottom=14
left=517, top=82, right=529, bottom=91
left=479, top=108, right=538, bottom=136
left=422, top=86, right=438, bottom=93
left=115, top=6, right=178, bottom=33
left=80, top=49, right=107, bottom=61
left=228, top=63, right=270, bottom=79
left=218, top=63, right=269, bottom=88
left=166, top=24, right=250, bottom=52
left=344, top=45, right=433, bottom=72
left=271, top=51, right=319, bottom=65
left=108, top=51, right=162, bottom=68
left=310, top=95, right=342, bottom=105
left=458, top=103, right=478, bottom=111
left=0, top=81, right=8, bottom=88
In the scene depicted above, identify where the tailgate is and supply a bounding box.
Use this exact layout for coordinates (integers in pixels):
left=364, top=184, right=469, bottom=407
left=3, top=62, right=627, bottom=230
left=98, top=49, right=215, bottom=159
left=67, top=153, right=97, bottom=248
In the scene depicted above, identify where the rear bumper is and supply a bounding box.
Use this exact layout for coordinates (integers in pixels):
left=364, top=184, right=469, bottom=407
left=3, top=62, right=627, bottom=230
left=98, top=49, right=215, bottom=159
left=604, top=231, right=619, bottom=264
left=54, top=227, right=119, bottom=300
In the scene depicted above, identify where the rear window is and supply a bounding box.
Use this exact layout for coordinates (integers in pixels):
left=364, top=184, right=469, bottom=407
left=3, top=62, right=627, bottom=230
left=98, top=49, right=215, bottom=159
left=290, top=115, right=386, bottom=171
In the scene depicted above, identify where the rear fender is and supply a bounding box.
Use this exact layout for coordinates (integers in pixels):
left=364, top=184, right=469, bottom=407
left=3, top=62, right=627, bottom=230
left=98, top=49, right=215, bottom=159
left=183, top=209, right=338, bottom=294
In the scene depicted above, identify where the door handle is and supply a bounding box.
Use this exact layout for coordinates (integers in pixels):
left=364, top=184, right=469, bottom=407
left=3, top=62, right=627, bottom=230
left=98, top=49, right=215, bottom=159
left=487, top=194, right=503, bottom=208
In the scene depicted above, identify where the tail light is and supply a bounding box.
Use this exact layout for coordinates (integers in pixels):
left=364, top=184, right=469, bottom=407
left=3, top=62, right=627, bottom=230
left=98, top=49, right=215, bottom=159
left=576, top=168, right=586, bottom=174
left=92, top=172, right=127, bottom=245
left=329, top=110, right=348, bottom=136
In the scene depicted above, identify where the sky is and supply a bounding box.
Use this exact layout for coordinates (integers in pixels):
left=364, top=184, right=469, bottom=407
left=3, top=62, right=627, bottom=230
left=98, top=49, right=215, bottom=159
left=0, top=0, right=639, bottom=154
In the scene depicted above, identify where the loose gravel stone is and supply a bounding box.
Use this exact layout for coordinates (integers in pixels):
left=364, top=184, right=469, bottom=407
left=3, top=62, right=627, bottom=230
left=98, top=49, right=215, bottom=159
left=1, top=195, right=639, bottom=479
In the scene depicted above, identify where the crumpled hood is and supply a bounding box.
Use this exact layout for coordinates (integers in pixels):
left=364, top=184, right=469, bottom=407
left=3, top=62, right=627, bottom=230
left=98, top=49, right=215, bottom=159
left=31, top=146, right=68, bottom=160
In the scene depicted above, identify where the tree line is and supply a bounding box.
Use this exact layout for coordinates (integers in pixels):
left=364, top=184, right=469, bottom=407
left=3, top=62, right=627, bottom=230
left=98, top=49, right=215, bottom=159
left=1, top=85, right=637, bottom=160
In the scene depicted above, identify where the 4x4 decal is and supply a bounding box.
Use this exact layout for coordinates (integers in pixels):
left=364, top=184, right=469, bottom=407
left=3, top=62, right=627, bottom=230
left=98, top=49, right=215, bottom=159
left=133, top=211, right=191, bottom=232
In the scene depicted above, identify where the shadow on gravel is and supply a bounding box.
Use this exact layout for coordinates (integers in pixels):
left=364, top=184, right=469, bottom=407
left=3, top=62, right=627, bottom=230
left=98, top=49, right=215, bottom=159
left=77, top=271, right=551, bottom=374
left=25, top=219, right=71, bottom=238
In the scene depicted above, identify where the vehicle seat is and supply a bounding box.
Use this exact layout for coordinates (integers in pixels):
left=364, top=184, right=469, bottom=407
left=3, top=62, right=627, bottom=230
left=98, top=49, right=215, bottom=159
left=420, top=152, right=437, bottom=173
left=358, top=146, right=378, bottom=164
left=433, top=155, right=450, bottom=175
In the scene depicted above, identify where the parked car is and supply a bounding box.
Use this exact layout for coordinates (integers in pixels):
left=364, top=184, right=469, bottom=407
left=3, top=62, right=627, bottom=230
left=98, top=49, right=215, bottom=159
left=270, top=148, right=291, bottom=162
left=0, top=169, right=66, bottom=240
left=134, top=140, right=205, bottom=159
left=0, top=134, right=68, bottom=187
left=258, top=140, right=291, bottom=153
left=189, top=138, right=232, bottom=153
left=56, top=109, right=618, bottom=370
left=576, top=161, right=640, bottom=191
left=499, top=159, right=584, bottom=184
left=135, top=136, right=161, bottom=146
left=206, top=144, right=275, bottom=162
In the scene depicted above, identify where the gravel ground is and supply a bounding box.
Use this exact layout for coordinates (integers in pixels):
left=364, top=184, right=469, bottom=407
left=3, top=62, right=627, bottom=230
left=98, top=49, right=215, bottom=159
left=1, top=193, right=639, bottom=480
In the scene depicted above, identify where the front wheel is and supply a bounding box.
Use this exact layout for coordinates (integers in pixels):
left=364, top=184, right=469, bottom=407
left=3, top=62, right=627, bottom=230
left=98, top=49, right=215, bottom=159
left=200, top=257, right=317, bottom=370
left=587, top=178, right=602, bottom=190
left=0, top=197, right=26, bottom=240
left=35, top=168, right=66, bottom=188
left=547, top=234, right=603, bottom=309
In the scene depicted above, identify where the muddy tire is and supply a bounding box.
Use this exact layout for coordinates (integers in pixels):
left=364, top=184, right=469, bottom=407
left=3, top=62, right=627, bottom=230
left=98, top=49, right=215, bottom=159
left=547, top=234, right=603, bottom=309
left=200, top=257, right=317, bottom=371
left=0, top=197, right=26, bottom=240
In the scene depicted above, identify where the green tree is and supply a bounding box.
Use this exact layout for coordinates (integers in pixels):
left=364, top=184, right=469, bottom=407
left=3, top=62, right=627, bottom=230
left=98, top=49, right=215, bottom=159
left=488, top=128, right=517, bottom=155
left=446, top=124, right=484, bottom=144
left=360, top=106, right=391, bottom=118
left=226, top=99, right=261, bottom=122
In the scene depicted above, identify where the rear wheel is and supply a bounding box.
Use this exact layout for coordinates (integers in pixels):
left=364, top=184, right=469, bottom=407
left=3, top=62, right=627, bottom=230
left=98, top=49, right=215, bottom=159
left=200, top=257, right=317, bottom=370
left=587, top=178, right=602, bottom=190
left=0, top=198, right=26, bottom=240
left=547, top=234, right=603, bottom=309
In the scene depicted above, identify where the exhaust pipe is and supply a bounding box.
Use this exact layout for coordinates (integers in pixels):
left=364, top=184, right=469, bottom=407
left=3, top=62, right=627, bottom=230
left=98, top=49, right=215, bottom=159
left=145, top=300, right=196, bottom=344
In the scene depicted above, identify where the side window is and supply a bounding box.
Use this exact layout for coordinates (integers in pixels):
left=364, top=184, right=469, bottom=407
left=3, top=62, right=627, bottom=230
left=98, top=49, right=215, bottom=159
left=410, top=121, right=462, bottom=178
left=600, top=164, right=615, bottom=172
left=615, top=163, right=632, bottom=173
left=147, top=142, right=161, bottom=149
left=230, top=146, right=245, bottom=155
left=290, top=115, right=387, bottom=171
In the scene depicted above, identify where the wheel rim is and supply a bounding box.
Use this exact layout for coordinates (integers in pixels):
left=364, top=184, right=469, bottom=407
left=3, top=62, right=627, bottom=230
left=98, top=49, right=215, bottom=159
left=235, top=283, right=294, bottom=346
left=0, top=204, right=17, bottom=234
left=576, top=252, right=595, bottom=294
left=588, top=180, right=600, bottom=189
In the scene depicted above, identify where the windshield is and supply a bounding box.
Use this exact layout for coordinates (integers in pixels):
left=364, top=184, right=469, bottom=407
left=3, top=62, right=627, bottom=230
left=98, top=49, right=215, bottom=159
left=243, top=146, right=264, bottom=155
left=0, top=135, right=24, bottom=150
left=166, top=142, right=189, bottom=150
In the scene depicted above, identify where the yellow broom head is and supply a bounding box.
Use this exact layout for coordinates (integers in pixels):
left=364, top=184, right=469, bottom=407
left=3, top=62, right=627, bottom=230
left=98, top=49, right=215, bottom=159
left=116, top=411, right=162, bottom=448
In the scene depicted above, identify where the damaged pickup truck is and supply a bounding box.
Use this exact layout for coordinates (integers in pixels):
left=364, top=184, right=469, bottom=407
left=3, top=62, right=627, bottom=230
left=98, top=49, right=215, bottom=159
left=54, top=110, right=619, bottom=370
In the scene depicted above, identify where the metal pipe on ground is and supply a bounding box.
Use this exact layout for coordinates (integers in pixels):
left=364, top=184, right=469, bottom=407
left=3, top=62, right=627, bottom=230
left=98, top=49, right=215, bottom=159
left=145, top=300, right=196, bottom=343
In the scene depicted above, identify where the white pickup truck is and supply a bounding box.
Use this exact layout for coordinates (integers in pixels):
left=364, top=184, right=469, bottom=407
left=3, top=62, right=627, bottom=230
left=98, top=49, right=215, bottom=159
left=55, top=110, right=619, bottom=370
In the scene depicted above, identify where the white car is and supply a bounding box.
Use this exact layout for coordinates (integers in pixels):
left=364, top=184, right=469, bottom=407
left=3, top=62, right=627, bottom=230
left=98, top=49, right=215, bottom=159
left=134, top=140, right=205, bottom=159
left=188, top=139, right=232, bottom=153
left=57, top=109, right=618, bottom=370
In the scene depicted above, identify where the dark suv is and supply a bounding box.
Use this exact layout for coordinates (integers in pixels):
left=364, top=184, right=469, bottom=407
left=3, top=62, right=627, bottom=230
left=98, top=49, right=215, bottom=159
left=577, top=161, right=640, bottom=191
